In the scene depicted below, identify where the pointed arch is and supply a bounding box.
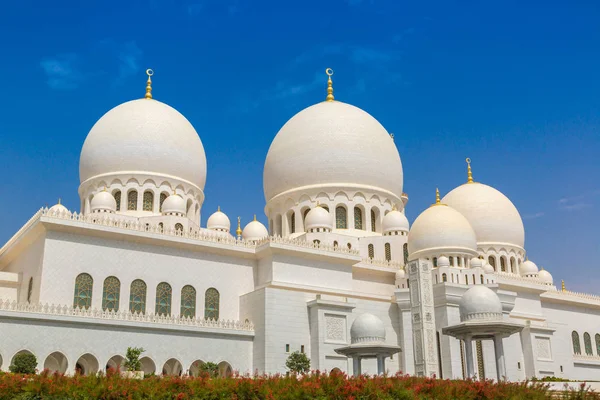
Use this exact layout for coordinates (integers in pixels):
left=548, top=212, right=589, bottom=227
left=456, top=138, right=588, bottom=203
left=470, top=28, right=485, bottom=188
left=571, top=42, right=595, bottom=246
left=127, top=190, right=138, bottom=211
left=584, top=332, right=593, bottom=355
left=572, top=331, right=581, bottom=355
left=354, top=206, right=363, bottom=230
left=488, top=256, right=496, bottom=271
left=204, top=288, right=220, bottom=320
left=113, top=190, right=122, bottom=211
left=180, top=285, right=197, bottom=319
left=335, top=206, right=347, bottom=229
left=143, top=191, right=154, bottom=212
left=368, top=244, right=374, bottom=259
left=155, top=282, right=172, bottom=316
left=385, top=243, right=392, bottom=261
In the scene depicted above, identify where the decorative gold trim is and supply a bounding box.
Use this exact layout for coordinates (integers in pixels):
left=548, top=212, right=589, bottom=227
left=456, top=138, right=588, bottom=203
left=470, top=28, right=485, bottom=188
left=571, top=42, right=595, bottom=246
left=236, top=217, right=242, bottom=236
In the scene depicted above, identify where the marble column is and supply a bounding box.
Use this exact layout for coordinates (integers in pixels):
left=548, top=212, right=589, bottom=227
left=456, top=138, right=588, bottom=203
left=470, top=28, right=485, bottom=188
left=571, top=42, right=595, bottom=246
left=376, top=355, right=386, bottom=375
left=353, top=356, right=361, bottom=377
left=464, top=336, right=474, bottom=378
left=494, top=335, right=506, bottom=381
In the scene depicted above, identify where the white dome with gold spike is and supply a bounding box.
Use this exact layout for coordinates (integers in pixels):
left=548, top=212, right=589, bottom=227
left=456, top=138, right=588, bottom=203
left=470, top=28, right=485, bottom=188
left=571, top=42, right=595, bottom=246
left=207, top=207, right=231, bottom=232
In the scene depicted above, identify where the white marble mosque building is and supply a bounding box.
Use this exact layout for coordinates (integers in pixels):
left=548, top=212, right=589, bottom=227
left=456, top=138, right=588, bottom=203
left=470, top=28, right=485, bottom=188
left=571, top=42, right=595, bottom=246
left=0, top=69, right=599, bottom=380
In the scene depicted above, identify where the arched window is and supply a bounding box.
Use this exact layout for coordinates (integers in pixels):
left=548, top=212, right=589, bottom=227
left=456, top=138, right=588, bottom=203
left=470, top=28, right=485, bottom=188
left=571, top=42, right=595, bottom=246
left=385, top=243, right=392, bottom=261
left=129, top=279, right=147, bottom=314
left=180, top=285, right=196, bottom=319
left=368, top=244, right=374, bottom=259
left=27, top=277, right=33, bottom=303
left=204, top=288, right=220, bottom=320
left=155, top=282, right=172, bottom=316
left=127, top=190, right=138, bottom=211
left=596, top=334, right=600, bottom=356
left=354, top=207, right=363, bottom=230
left=370, top=209, right=376, bottom=232
left=488, top=256, right=496, bottom=271
left=102, top=276, right=120, bottom=312
left=159, top=192, right=168, bottom=210
left=510, top=257, right=516, bottom=273
left=290, top=213, right=296, bottom=234
left=113, top=190, right=121, bottom=211
left=335, top=206, right=347, bottom=229
left=433, top=257, right=438, bottom=268
left=572, top=331, right=581, bottom=355
left=175, top=223, right=183, bottom=233
left=73, top=273, right=93, bottom=310
left=500, top=257, right=507, bottom=272
left=143, top=191, right=154, bottom=212
left=158, top=222, right=164, bottom=232
left=333, top=241, right=338, bottom=248
left=450, top=257, right=455, bottom=267
left=313, top=239, right=320, bottom=245
left=442, top=273, right=447, bottom=282
left=584, top=332, right=593, bottom=355
left=403, top=243, right=409, bottom=265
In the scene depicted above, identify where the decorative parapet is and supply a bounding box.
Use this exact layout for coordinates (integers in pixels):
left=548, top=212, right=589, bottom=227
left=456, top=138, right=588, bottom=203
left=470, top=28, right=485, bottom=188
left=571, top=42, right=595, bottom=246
left=495, top=271, right=552, bottom=286
left=573, top=354, right=600, bottom=362
left=546, top=289, right=600, bottom=303
left=0, top=299, right=254, bottom=331
left=360, top=258, right=403, bottom=269
left=37, top=207, right=359, bottom=256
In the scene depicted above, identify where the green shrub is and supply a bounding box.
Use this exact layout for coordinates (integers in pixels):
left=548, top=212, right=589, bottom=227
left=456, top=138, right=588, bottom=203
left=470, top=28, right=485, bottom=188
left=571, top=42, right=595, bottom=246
left=9, top=353, right=37, bottom=374
left=285, top=351, right=311, bottom=374
left=198, top=361, right=219, bottom=378
left=123, top=347, right=145, bottom=372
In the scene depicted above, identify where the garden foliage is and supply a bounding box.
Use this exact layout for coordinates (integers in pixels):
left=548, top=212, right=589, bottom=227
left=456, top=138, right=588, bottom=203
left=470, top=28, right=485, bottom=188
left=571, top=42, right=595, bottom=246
left=8, top=353, right=37, bottom=374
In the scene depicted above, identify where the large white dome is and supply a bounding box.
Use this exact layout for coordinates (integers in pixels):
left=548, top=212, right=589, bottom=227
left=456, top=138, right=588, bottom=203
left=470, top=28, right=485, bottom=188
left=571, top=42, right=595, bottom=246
left=408, top=204, right=478, bottom=259
left=263, top=101, right=403, bottom=202
left=79, top=99, right=207, bottom=190
left=442, top=183, right=524, bottom=249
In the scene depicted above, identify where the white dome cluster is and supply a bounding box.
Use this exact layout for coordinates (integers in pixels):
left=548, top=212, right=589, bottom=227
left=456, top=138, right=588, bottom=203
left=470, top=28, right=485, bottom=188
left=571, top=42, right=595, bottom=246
left=350, top=313, right=386, bottom=344
left=459, top=285, right=503, bottom=322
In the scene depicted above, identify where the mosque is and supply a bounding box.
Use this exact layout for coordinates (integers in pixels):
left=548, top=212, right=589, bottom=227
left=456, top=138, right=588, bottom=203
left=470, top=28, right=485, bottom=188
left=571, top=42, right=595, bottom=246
left=0, top=68, right=599, bottom=380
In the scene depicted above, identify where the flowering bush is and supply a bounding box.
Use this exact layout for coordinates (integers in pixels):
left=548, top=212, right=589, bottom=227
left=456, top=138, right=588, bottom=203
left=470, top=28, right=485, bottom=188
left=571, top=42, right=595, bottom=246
left=0, top=369, right=594, bottom=400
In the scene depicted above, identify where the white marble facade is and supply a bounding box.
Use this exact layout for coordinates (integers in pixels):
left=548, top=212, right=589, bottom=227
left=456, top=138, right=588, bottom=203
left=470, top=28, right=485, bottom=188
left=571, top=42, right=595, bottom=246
left=0, top=72, right=599, bottom=380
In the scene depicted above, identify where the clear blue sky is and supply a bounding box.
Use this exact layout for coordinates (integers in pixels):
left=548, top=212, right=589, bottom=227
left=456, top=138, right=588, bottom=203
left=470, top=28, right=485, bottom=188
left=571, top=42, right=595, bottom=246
left=0, top=1, right=598, bottom=293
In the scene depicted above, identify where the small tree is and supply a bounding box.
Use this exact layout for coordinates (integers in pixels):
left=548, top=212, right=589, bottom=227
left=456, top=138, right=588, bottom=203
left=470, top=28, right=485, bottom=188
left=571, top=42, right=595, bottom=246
left=198, top=361, right=219, bottom=378
left=9, top=353, right=37, bottom=374
left=124, top=347, right=145, bottom=372
left=286, top=351, right=310, bottom=374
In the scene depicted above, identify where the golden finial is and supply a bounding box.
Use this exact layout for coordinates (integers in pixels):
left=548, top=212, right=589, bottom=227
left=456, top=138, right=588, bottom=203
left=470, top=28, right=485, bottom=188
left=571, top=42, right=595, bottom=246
left=253, top=214, right=257, bottom=221
left=466, top=158, right=474, bottom=183
left=145, top=69, right=154, bottom=99
left=236, top=217, right=242, bottom=236
left=561, top=280, right=566, bottom=292
left=58, top=198, right=62, bottom=205
left=218, top=205, right=221, bottom=212
left=325, top=68, right=334, bottom=102
left=435, top=188, right=441, bottom=204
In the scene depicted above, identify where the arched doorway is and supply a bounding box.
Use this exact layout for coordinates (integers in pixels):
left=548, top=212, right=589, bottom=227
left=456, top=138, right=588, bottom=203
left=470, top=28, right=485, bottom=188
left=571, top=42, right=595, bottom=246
left=217, top=361, right=233, bottom=377
left=189, top=359, right=205, bottom=377
left=75, top=353, right=99, bottom=376
left=140, top=357, right=156, bottom=375
left=44, top=352, right=68, bottom=374
left=105, top=355, right=125, bottom=372
left=162, top=358, right=183, bottom=376
left=11, top=350, right=36, bottom=371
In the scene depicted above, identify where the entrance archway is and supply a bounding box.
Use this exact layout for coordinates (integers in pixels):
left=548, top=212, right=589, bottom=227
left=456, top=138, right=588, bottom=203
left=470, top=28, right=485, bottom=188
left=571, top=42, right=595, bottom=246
left=162, top=358, right=183, bottom=376
left=11, top=350, right=36, bottom=371
left=217, top=361, right=233, bottom=377
left=105, top=355, right=124, bottom=372
left=140, top=357, right=156, bottom=375
left=44, top=352, right=68, bottom=374
left=189, top=359, right=205, bottom=377
left=75, top=353, right=99, bottom=376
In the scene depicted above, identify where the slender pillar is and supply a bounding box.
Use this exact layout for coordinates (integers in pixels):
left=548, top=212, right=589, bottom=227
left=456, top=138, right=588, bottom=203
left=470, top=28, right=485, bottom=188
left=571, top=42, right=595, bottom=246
left=376, top=355, right=386, bottom=375
left=494, top=335, right=506, bottom=381
left=353, top=356, right=361, bottom=377
left=464, top=337, right=474, bottom=378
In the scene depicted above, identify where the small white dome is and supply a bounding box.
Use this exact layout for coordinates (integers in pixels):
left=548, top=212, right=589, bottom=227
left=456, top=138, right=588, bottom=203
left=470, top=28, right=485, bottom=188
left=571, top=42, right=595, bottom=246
left=242, top=218, right=269, bottom=241
left=80, top=99, right=207, bottom=190
left=538, top=268, right=553, bottom=285
left=263, top=101, right=403, bottom=203
left=382, top=209, right=410, bottom=234
left=90, top=190, right=117, bottom=213
left=304, top=206, right=332, bottom=231
left=395, top=268, right=406, bottom=281
left=162, top=194, right=186, bottom=215
left=442, top=182, right=525, bottom=249
left=459, top=285, right=503, bottom=322
left=520, top=259, right=539, bottom=276
left=470, top=257, right=483, bottom=269
left=437, top=256, right=450, bottom=267
left=350, top=313, right=386, bottom=344
left=482, top=261, right=495, bottom=274
left=49, top=202, right=69, bottom=214
left=206, top=208, right=230, bottom=232
left=408, top=204, right=478, bottom=259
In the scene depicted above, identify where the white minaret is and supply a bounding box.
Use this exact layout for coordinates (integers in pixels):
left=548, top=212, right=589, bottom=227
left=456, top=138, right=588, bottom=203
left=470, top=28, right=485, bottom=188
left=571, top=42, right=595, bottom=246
left=407, top=257, right=439, bottom=377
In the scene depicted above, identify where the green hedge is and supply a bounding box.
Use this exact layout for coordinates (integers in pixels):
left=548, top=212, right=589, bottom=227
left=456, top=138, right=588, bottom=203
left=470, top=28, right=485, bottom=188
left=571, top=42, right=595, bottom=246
left=0, top=369, right=595, bottom=400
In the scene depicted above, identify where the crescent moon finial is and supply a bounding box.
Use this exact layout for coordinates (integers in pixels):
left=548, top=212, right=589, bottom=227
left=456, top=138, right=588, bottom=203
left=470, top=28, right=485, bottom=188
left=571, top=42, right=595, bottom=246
left=145, top=69, right=154, bottom=99
left=466, top=157, right=474, bottom=183
left=325, top=68, right=335, bottom=102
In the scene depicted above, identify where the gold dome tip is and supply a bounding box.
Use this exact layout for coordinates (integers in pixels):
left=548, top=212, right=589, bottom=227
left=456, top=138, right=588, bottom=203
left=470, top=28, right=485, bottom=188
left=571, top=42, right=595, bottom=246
left=236, top=216, right=242, bottom=236
left=466, top=157, right=474, bottom=183
left=145, top=69, right=154, bottom=99
left=325, top=68, right=334, bottom=102
left=217, top=205, right=221, bottom=212
left=561, top=280, right=566, bottom=292
left=253, top=214, right=257, bottom=221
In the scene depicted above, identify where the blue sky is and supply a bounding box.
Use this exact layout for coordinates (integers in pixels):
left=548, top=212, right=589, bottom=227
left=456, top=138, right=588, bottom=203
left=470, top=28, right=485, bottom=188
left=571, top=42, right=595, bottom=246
left=0, top=1, right=599, bottom=292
